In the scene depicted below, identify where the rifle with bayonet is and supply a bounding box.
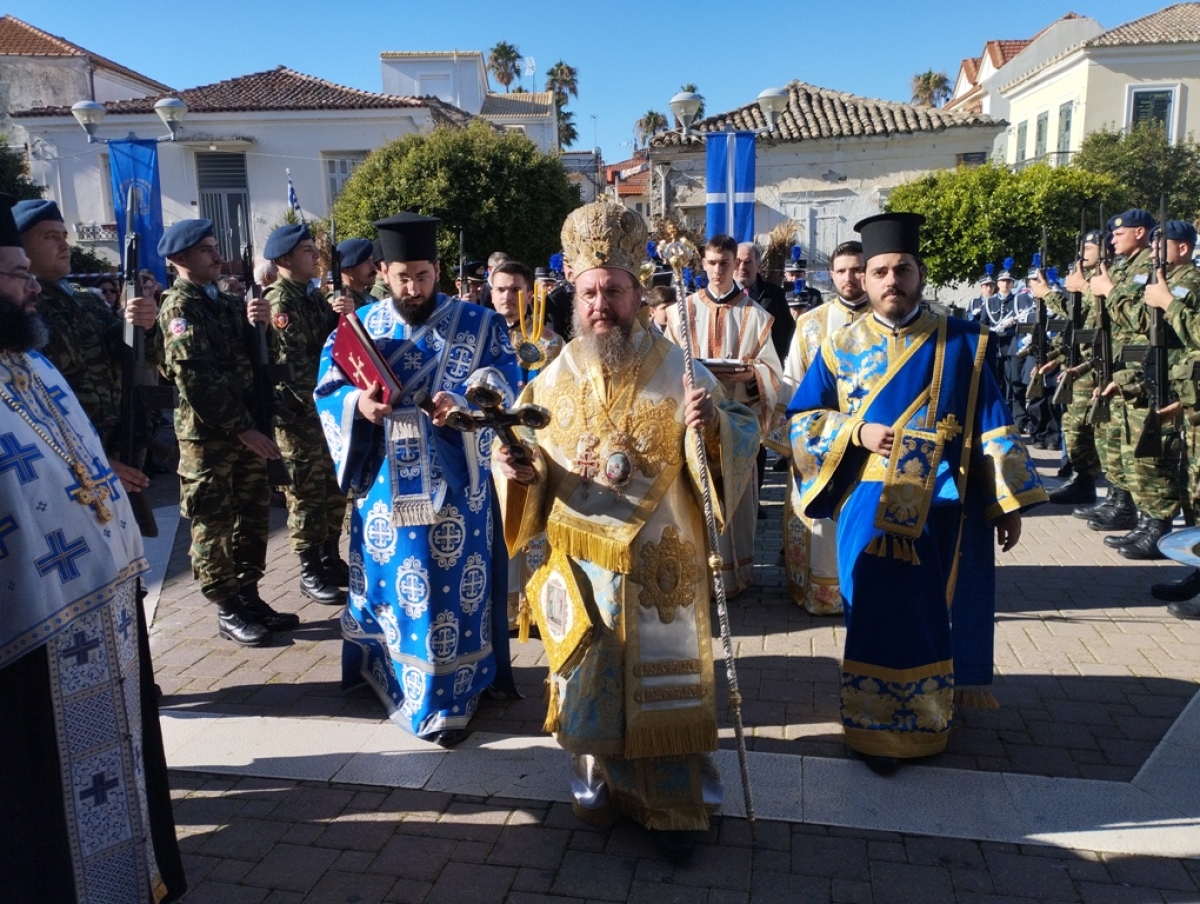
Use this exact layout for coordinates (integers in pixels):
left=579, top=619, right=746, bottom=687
left=1053, top=208, right=1094, bottom=406
left=239, top=207, right=292, bottom=487
left=117, top=187, right=164, bottom=537
left=1018, top=227, right=1052, bottom=401
left=1132, top=194, right=1174, bottom=459
left=1081, top=205, right=1114, bottom=425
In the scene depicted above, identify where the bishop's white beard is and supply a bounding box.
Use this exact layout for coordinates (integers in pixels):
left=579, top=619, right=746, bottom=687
left=572, top=308, right=637, bottom=370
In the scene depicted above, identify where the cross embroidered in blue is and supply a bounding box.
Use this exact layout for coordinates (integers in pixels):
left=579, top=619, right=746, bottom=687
left=35, top=529, right=90, bottom=582
left=0, top=432, right=44, bottom=483
left=78, top=771, right=120, bottom=807
left=0, top=515, right=16, bottom=559
left=59, top=629, right=100, bottom=665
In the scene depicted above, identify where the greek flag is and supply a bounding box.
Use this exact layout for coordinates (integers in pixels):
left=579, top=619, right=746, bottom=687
left=705, top=131, right=756, bottom=242
left=109, top=139, right=167, bottom=284
left=286, top=168, right=304, bottom=221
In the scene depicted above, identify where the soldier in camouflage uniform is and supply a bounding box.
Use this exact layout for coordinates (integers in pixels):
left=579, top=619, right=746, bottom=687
left=1028, top=230, right=1104, bottom=504
left=369, top=240, right=389, bottom=300
left=264, top=224, right=348, bottom=605
left=336, top=238, right=376, bottom=309
left=14, top=199, right=159, bottom=495
left=158, top=219, right=297, bottom=646
left=1088, top=209, right=1183, bottom=559
left=1143, top=221, right=1200, bottom=611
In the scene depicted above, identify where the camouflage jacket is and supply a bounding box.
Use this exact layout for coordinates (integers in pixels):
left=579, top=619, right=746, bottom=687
left=159, top=278, right=258, bottom=441
left=1043, top=268, right=1097, bottom=362
left=369, top=276, right=389, bottom=300
left=36, top=280, right=125, bottom=451
left=1159, top=263, right=1200, bottom=407
left=1104, top=247, right=1156, bottom=352
left=265, top=277, right=339, bottom=423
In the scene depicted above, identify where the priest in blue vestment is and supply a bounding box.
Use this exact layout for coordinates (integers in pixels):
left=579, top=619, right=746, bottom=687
left=787, top=213, right=1047, bottom=773
left=315, top=213, right=520, bottom=747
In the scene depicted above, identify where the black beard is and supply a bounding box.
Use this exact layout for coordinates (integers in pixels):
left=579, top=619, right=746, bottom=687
left=392, top=290, right=437, bottom=326
left=572, top=308, right=636, bottom=370
left=0, top=300, right=48, bottom=353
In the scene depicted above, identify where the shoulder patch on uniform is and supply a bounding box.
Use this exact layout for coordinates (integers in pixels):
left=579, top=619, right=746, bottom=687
left=1173, top=285, right=1190, bottom=298
left=273, top=312, right=290, bottom=329
left=169, top=317, right=188, bottom=335
left=1134, top=273, right=1149, bottom=285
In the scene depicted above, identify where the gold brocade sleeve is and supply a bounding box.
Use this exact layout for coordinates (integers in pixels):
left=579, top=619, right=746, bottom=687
left=684, top=371, right=758, bottom=534
left=492, top=383, right=551, bottom=556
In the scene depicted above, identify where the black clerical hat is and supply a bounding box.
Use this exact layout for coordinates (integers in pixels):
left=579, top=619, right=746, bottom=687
left=854, top=212, right=925, bottom=262
left=374, top=212, right=440, bottom=263
left=0, top=193, right=20, bottom=248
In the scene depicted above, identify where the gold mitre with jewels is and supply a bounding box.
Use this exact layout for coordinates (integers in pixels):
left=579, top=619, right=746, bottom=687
left=560, top=200, right=647, bottom=279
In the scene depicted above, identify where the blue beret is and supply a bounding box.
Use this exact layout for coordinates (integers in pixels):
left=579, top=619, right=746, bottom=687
left=1163, top=219, right=1198, bottom=245
left=336, top=238, right=374, bottom=269
left=264, top=223, right=313, bottom=260
left=1083, top=229, right=1103, bottom=245
left=13, top=199, right=63, bottom=234
left=1111, top=209, right=1156, bottom=232
left=158, top=219, right=214, bottom=257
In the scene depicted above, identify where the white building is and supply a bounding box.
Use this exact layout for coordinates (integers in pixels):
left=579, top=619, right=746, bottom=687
left=649, top=81, right=1004, bottom=268
left=13, top=66, right=479, bottom=266
left=998, top=3, right=1200, bottom=167
left=380, top=51, right=558, bottom=152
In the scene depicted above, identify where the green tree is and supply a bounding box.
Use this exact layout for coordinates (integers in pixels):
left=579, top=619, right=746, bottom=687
left=910, top=70, right=951, bottom=107
left=885, top=161, right=1129, bottom=286
left=1072, top=122, right=1200, bottom=221
left=557, top=107, right=578, bottom=149
left=69, top=245, right=114, bottom=274
left=635, top=110, right=667, bottom=146
left=488, top=41, right=522, bottom=93
left=0, top=135, right=45, bottom=200
left=331, top=122, right=580, bottom=280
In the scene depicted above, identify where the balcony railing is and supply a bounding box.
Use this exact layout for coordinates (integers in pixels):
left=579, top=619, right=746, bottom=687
left=75, top=223, right=119, bottom=242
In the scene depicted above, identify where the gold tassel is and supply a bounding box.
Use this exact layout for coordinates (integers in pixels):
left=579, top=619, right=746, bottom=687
left=954, top=687, right=1000, bottom=709
left=547, top=521, right=632, bottom=573
left=543, top=678, right=561, bottom=732
left=518, top=598, right=532, bottom=644
left=911, top=545, right=921, bottom=566
left=865, top=534, right=884, bottom=557
left=623, top=720, right=719, bottom=760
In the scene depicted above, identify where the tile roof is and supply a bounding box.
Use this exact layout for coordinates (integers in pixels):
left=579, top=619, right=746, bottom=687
left=0, top=15, right=171, bottom=93
left=959, top=57, right=980, bottom=87
left=480, top=91, right=555, bottom=120
left=985, top=39, right=1033, bottom=68
left=15, top=66, right=435, bottom=117
left=1084, top=2, right=1200, bottom=46
left=650, top=80, right=999, bottom=148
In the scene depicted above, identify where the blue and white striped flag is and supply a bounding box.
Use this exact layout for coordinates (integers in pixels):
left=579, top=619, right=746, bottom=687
left=705, top=131, right=756, bottom=242
left=286, top=168, right=304, bottom=221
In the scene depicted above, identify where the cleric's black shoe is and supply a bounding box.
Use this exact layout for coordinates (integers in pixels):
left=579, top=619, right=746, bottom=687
left=1118, top=518, right=1172, bottom=560
left=1151, top=568, right=1200, bottom=602
left=771, top=456, right=791, bottom=472
left=1048, top=473, right=1096, bottom=506
left=1104, top=513, right=1148, bottom=549
left=240, top=587, right=300, bottom=631
left=1056, top=461, right=1074, bottom=480
left=1168, top=598, right=1200, bottom=619
left=321, top=538, right=350, bottom=587
left=217, top=601, right=271, bottom=647
left=431, top=729, right=470, bottom=748
left=652, top=830, right=697, bottom=862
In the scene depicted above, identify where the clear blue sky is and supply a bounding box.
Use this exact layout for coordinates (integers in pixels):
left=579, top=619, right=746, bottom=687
left=5, top=0, right=1172, bottom=160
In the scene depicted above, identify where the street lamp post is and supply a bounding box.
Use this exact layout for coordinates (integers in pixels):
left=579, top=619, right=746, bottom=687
left=70, top=96, right=188, bottom=144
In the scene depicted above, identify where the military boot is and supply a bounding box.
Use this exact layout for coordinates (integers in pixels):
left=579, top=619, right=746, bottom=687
left=1103, top=512, right=1149, bottom=548
left=321, top=538, right=350, bottom=587
left=240, top=585, right=300, bottom=631
left=1087, top=489, right=1137, bottom=531
left=217, top=597, right=271, bottom=647
left=299, top=548, right=347, bottom=605
left=1049, top=472, right=1096, bottom=506
left=1151, top=568, right=1200, bottom=602
left=1073, top=493, right=1113, bottom=520
left=1168, top=598, right=1200, bottom=619
left=1118, top=517, right=1172, bottom=560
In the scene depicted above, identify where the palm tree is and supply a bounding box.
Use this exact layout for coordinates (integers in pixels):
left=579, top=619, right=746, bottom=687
left=635, top=110, right=668, bottom=146
left=910, top=70, right=951, bottom=107
left=545, top=60, right=579, bottom=109
left=488, top=41, right=522, bottom=93
left=557, top=107, right=578, bottom=149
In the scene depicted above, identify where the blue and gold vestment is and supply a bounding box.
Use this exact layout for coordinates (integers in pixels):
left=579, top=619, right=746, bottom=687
left=787, top=308, right=1046, bottom=758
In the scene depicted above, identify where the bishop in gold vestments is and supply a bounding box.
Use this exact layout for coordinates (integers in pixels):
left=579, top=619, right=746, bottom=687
left=495, top=202, right=758, bottom=839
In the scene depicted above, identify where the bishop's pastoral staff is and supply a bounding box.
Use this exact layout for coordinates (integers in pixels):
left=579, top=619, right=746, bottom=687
left=787, top=212, right=1047, bottom=774
left=315, top=212, right=521, bottom=749
left=494, top=201, right=759, bottom=861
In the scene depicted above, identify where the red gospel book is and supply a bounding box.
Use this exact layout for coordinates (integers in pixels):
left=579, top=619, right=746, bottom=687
left=331, top=313, right=403, bottom=406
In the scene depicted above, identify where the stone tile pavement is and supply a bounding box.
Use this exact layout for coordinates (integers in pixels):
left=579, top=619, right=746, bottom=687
left=142, top=449, right=1200, bottom=902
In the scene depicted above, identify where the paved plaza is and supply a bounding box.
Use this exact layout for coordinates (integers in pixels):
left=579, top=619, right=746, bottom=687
left=141, top=449, right=1200, bottom=903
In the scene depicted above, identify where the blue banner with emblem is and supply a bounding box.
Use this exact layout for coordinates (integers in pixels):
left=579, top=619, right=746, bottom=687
left=108, top=139, right=167, bottom=285
left=705, top=131, right=756, bottom=243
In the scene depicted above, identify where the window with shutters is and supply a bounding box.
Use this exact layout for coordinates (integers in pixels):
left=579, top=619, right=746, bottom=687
left=195, top=152, right=249, bottom=262
left=1034, top=112, right=1049, bottom=160
left=1056, top=102, right=1073, bottom=157
left=323, top=153, right=367, bottom=205
left=1015, top=121, right=1028, bottom=163
left=1128, top=86, right=1176, bottom=140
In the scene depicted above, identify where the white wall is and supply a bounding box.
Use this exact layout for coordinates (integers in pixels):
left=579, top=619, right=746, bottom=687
left=380, top=56, right=486, bottom=113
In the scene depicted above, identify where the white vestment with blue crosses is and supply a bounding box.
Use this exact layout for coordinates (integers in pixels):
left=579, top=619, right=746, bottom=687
left=315, top=295, right=521, bottom=737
